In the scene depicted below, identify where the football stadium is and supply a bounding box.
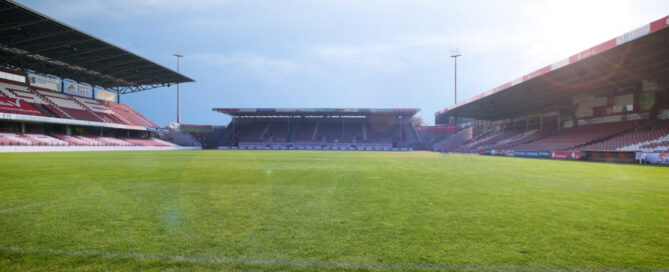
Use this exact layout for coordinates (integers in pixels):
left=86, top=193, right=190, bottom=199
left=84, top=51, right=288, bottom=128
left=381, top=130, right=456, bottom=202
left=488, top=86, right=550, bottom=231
left=1, top=0, right=668, bottom=271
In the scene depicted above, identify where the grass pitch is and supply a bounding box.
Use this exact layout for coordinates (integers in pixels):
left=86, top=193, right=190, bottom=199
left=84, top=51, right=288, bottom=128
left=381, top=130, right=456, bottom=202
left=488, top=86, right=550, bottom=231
left=0, top=150, right=667, bottom=271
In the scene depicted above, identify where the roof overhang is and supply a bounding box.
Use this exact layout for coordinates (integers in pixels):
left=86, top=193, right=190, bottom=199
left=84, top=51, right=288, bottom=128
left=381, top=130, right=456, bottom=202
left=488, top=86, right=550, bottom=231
left=213, top=108, right=420, bottom=118
left=0, top=0, right=194, bottom=94
left=436, top=15, right=669, bottom=121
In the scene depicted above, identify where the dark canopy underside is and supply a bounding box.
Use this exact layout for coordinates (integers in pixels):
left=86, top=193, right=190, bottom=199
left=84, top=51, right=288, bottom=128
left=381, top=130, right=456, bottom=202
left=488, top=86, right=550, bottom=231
left=0, top=0, right=194, bottom=94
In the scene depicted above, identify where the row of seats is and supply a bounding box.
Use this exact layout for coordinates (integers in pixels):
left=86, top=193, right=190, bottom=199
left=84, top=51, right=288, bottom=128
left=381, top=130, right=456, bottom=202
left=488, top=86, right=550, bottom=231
left=0, top=81, right=157, bottom=128
left=0, top=132, right=67, bottom=146
left=233, top=120, right=400, bottom=145
left=445, top=120, right=669, bottom=153
left=581, top=128, right=669, bottom=151
left=0, top=132, right=171, bottom=147
left=237, top=141, right=394, bottom=150
left=512, top=121, right=638, bottom=151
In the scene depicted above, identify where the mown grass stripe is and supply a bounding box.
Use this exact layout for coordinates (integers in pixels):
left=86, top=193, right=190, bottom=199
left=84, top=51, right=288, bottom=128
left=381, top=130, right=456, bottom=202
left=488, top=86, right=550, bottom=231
left=0, top=182, right=158, bottom=214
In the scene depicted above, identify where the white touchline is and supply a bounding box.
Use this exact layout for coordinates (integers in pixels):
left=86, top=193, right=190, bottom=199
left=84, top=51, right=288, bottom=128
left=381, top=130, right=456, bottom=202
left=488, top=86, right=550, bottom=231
left=0, top=182, right=158, bottom=214
left=0, top=246, right=665, bottom=271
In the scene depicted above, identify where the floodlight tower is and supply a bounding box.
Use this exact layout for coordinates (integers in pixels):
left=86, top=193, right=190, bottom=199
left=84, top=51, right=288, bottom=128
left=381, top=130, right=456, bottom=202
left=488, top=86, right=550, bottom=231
left=450, top=48, right=461, bottom=124
left=450, top=48, right=461, bottom=105
left=173, top=50, right=183, bottom=123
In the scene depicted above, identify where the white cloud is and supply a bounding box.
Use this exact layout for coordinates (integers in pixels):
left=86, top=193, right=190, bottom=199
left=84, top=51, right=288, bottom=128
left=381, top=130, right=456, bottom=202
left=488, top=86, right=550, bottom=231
left=496, top=0, right=667, bottom=73
left=311, top=35, right=456, bottom=73
left=191, top=52, right=311, bottom=82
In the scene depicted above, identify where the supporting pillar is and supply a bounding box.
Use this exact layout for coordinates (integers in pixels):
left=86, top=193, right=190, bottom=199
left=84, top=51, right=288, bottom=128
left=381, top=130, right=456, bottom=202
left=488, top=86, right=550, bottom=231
left=312, top=121, right=319, bottom=140
left=362, top=121, right=367, bottom=140
left=557, top=114, right=561, bottom=129
left=21, top=122, right=25, bottom=133
left=540, top=115, right=543, bottom=131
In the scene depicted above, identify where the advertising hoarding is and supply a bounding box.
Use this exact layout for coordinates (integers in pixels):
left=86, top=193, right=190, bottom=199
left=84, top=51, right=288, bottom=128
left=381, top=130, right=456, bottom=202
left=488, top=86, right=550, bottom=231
left=95, top=88, right=116, bottom=102
left=27, top=73, right=60, bottom=91
left=63, top=79, right=92, bottom=97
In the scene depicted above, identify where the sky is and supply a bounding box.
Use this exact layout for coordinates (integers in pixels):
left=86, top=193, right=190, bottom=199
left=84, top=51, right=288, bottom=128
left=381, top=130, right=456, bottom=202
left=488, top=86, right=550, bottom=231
left=16, top=0, right=669, bottom=126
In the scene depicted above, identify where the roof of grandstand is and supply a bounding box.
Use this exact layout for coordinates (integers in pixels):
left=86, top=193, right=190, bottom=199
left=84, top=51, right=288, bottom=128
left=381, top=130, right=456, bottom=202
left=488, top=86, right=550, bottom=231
left=436, top=15, right=669, bottom=122
left=0, top=0, right=194, bottom=94
left=213, top=108, right=420, bottom=117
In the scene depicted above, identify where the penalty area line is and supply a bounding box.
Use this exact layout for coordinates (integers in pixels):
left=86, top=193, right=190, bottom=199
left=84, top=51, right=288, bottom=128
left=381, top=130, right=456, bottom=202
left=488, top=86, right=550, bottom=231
left=0, top=246, right=666, bottom=271
left=0, top=182, right=159, bottom=214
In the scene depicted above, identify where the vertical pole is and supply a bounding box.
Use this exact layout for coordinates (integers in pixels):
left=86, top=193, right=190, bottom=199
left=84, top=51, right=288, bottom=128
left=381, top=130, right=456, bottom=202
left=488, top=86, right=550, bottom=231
left=454, top=57, right=457, bottom=105
left=557, top=113, right=561, bottom=130
left=453, top=57, right=457, bottom=125
left=540, top=115, right=543, bottom=131
left=176, top=56, right=180, bottom=124
left=450, top=49, right=461, bottom=125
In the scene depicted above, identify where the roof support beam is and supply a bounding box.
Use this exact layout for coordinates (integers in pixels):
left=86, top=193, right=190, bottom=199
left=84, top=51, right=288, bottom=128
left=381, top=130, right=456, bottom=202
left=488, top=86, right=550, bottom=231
left=0, top=18, right=47, bottom=32
left=5, top=29, right=72, bottom=46
left=90, top=58, right=147, bottom=72
left=21, top=38, right=94, bottom=55
left=0, top=5, right=18, bottom=13
left=58, top=48, right=120, bottom=63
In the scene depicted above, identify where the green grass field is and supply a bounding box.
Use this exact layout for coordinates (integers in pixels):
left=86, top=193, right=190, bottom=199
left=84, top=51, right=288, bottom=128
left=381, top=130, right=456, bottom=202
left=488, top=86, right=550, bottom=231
left=0, top=150, right=668, bottom=271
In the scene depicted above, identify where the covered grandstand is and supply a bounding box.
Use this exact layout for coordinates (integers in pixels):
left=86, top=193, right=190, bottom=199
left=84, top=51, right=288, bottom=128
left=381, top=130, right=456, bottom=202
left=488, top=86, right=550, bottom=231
left=434, top=15, right=669, bottom=164
left=0, top=0, right=195, bottom=151
left=214, top=108, right=420, bottom=151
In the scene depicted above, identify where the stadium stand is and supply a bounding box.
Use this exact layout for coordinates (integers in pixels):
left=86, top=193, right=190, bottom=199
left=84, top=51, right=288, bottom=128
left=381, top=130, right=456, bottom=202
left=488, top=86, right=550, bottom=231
left=433, top=126, right=472, bottom=152
left=213, top=108, right=419, bottom=150
left=512, top=121, right=639, bottom=151
left=1, top=77, right=162, bottom=128
left=0, top=131, right=173, bottom=147
left=294, top=121, right=318, bottom=142
left=432, top=15, right=669, bottom=164
left=0, top=1, right=196, bottom=152
left=581, top=122, right=669, bottom=152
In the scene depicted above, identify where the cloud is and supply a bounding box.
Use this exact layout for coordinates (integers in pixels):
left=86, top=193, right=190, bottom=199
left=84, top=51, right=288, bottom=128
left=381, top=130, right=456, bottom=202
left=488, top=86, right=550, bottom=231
left=191, top=52, right=310, bottom=82
left=311, top=35, right=455, bottom=73
left=309, top=31, right=519, bottom=73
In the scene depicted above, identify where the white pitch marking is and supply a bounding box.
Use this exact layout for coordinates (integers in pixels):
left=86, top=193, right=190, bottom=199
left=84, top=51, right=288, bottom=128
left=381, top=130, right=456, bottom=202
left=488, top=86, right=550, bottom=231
left=0, top=182, right=158, bottom=214
left=0, top=246, right=664, bottom=271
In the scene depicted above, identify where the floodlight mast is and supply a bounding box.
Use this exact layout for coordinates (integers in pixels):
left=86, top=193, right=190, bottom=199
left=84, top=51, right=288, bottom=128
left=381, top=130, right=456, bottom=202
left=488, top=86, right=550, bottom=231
left=173, top=51, right=183, bottom=123
left=450, top=48, right=461, bottom=124
left=450, top=48, right=461, bottom=105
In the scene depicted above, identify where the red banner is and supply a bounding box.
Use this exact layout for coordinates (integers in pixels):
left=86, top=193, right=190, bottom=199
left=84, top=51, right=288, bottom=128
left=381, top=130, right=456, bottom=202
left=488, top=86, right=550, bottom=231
left=550, top=151, right=581, bottom=160
left=415, top=125, right=458, bottom=134
left=0, top=97, right=43, bottom=116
